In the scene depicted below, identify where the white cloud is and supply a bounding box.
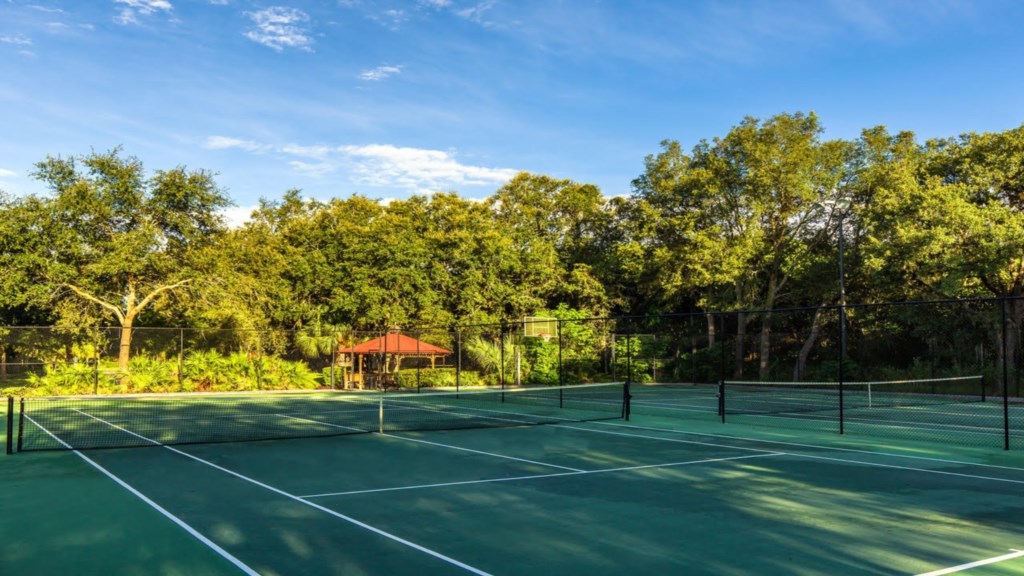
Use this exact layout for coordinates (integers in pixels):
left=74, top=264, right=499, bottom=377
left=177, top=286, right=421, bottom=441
left=0, top=34, right=32, bottom=45
left=335, top=144, right=518, bottom=192
left=218, top=205, right=255, bottom=229
left=206, top=137, right=517, bottom=193
left=244, top=7, right=314, bottom=52
left=0, top=168, right=16, bottom=178
left=203, top=136, right=271, bottom=153
left=28, top=5, right=65, bottom=13
left=455, top=1, right=496, bottom=25
left=114, top=0, right=173, bottom=25
left=420, top=0, right=451, bottom=8
left=358, top=65, right=402, bottom=81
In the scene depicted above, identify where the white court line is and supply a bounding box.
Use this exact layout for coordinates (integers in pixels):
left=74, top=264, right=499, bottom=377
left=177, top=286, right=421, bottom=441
left=379, top=433, right=585, bottom=472
left=72, top=409, right=493, bottom=576
left=301, top=453, right=783, bottom=498
left=596, top=420, right=1024, bottom=472
left=25, top=414, right=260, bottom=576
left=916, top=549, right=1024, bottom=575
left=569, top=422, right=1024, bottom=486
left=273, top=412, right=584, bottom=472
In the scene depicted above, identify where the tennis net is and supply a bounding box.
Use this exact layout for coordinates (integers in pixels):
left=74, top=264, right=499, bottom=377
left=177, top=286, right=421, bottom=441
left=12, top=382, right=628, bottom=452
left=720, top=376, right=985, bottom=416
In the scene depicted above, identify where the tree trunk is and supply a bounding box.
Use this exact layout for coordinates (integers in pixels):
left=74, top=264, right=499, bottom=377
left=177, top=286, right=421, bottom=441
left=118, top=320, right=133, bottom=371
left=706, top=313, right=716, bottom=349
left=793, top=304, right=827, bottom=382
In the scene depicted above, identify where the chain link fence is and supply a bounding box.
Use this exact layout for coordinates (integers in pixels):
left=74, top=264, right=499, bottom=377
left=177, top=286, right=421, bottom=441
left=2, top=297, right=1022, bottom=449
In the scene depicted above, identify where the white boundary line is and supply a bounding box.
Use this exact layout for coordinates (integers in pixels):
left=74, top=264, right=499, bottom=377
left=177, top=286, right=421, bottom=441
left=594, top=420, right=1024, bottom=472
left=274, top=412, right=585, bottom=472
left=71, top=409, right=493, bottom=576
left=916, top=549, right=1024, bottom=575
left=379, top=433, right=585, bottom=472
left=577, top=422, right=1024, bottom=485
left=301, top=453, right=783, bottom=498
left=24, top=414, right=260, bottom=576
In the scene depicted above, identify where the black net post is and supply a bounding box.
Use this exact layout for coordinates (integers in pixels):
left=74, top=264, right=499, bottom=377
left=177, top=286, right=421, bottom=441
left=719, top=380, right=726, bottom=423
left=623, top=380, right=631, bottom=421
left=5, top=396, right=12, bottom=455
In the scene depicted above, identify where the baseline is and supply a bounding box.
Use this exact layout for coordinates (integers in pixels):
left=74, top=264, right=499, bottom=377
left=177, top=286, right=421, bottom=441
left=916, top=549, right=1024, bottom=576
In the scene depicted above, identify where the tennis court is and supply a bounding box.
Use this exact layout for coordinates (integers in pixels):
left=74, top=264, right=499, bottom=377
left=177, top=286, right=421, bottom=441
left=3, top=383, right=1024, bottom=575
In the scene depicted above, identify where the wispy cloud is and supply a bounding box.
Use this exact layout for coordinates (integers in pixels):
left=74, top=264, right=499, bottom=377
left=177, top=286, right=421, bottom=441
left=244, top=6, right=314, bottom=52
left=359, top=65, right=402, bottom=81
left=114, top=0, right=173, bottom=25
left=203, top=136, right=271, bottom=153
left=210, top=138, right=517, bottom=193
left=0, top=34, right=32, bottom=46
left=419, top=0, right=451, bottom=8
left=0, top=168, right=16, bottom=178
left=455, top=1, right=497, bottom=26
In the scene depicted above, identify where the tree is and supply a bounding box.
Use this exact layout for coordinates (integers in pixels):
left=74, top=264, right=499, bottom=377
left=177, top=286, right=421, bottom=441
left=26, top=148, right=230, bottom=370
left=635, top=113, right=855, bottom=378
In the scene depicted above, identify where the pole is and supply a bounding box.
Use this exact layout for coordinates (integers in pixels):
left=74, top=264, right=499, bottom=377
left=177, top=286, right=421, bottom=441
left=5, top=396, right=12, bottom=455
left=1002, top=298, right=1010, bottom=450
left=838, top=212, right=847, bottom=435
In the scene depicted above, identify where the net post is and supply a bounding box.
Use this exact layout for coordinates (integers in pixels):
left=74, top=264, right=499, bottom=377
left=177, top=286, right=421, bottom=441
left=622, top=380, right=631, bottom=421
left=718, top=380, right=726, bottom=423
left=5, top=396, right=12, bottom=455
left=17, top=397, right=25, bottom=452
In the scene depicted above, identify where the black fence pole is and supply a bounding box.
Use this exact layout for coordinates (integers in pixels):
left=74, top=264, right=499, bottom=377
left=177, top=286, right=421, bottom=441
left=5, top=396, right=12, bottom=455
left=499, top=323, right=506, bottom=392
left=455, top=330, right=461, bottom=397
left=1002, top=298, right=1010, bottom=451
left=557, top=319, right=564, bottom=388
left=178, top=328, right=185, bottom=392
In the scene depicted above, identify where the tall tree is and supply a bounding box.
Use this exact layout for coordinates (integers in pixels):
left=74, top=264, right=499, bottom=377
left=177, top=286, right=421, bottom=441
left=27, top=148, right=230, bottom=369
left=635, top=113, right=854, bottom=378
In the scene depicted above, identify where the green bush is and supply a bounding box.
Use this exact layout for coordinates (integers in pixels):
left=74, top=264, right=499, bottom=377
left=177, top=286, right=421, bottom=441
left=19, top=351, right=321, bottom=395
left=394, top=368, right=481, bottom=389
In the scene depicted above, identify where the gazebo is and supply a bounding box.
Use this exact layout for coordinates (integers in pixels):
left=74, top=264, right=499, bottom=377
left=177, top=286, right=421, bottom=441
left=337, top=333, right=452, bottom=389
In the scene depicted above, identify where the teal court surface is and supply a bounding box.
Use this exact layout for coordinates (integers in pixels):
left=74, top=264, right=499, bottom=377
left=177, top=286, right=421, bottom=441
left=2, top=384, right=1024, bottom=575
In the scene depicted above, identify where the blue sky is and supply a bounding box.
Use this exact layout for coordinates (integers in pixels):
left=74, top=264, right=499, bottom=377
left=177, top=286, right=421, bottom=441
left=2, top=0, right=1023, bottom=221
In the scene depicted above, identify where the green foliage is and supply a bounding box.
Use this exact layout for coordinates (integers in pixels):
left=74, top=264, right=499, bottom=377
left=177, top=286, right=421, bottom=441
left=21, top=351, right=319, bottom=395
left=393, top=368, right=481, bottom=389
left=614, top=335, right=653, bottom=383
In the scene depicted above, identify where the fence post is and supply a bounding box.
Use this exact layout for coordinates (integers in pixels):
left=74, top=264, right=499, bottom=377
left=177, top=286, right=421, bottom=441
left=1002, top=297, right=1010, bottom=450
left=93, top=326, right=100, bottom=395
left=178, top=328, right=184, bottom=392
left=6, top=396, right=12, bottom=455
left=557, top=319, right=564, bottom=388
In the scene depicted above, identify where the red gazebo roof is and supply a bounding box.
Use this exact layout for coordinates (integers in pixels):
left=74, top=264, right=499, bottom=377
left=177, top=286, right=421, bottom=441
left=339, top=333, right=451, bottom=355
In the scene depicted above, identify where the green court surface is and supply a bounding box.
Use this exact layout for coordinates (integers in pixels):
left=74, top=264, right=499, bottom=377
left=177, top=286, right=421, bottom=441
left=3, top=391, right=1024, bottom=575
